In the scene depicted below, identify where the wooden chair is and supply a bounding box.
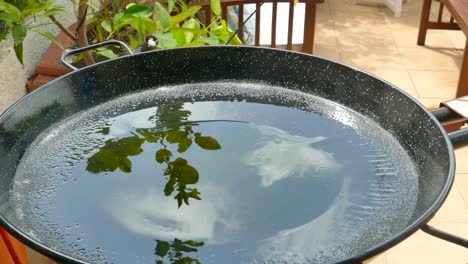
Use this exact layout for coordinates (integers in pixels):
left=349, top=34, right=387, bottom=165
left=417, top=0, right=468, bottom=97
left=190, top=0, right=325, bottom=54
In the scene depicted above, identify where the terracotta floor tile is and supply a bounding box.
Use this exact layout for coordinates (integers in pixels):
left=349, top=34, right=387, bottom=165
left=455, top=146, right=468, bottom=174
left=369, top=68, right=419, bottom=99
left=392, top=30, right=456, bottom=49
left=314, top=27, right=338, bottom=47
left=385, top=222, right=468, bottom=264
left=338, top=46, right=404, bottom=72
left=409, top=70, right=459, bottom=98
left=363, top=253, right=388, bottom=264
left=444, top=31, right=467, bottom=50
left=313, top=44, right=340, bottom=61
left=332, top=11, right=388, bottom=31
left=398, top=47, right=463, bottom=71
left=328, top=0, right=354, bottom=11
left=419, top=97, right=452, bottom=108
left=431, top=183, right=468, bottom=222
left=455, top=173, right=468, bottom=209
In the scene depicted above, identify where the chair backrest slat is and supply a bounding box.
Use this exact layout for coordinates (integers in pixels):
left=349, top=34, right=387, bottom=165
left=190, top=0, right=320, bottom=53
left=221, top=5, right=227, bottom=20
left=438, top=2, right=445, bottom=23
left=255, top=0, right=261, bottom=46
left=287, top=0, right=294, bottom=50
left=271, top=1, right=277, bottom=47
left=238, top=4, right=244, bottom=41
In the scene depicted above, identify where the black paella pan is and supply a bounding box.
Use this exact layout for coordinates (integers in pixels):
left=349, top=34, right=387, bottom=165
left=0, top=41, right=467, bottom=263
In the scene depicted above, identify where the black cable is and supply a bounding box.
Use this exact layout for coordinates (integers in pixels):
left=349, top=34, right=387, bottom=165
left=226, top=1, right=265, bottom=45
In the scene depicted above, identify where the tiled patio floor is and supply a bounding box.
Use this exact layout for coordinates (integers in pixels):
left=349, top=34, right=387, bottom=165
left=312, top=0, right=468, bottom=263
left=1, top=0, right=468, bottom=263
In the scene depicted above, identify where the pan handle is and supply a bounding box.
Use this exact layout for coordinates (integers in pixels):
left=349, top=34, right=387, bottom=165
left=421, top=224, right=468, bottom=248
left=60, top=40, right=133, bottom=71
left=430, top=106, right=468, bottom=149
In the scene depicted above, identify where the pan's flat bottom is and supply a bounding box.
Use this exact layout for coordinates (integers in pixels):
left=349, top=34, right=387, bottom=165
left=11, top=82, right=419, bottom=264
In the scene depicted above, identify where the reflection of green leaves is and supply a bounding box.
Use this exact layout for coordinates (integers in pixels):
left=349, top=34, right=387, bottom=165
left=154, top=104, right=191, bottom=125
left=86, top=104, right=222, bottom=208
left=155, top=239, right=204, bottom=264
left=155, top=240, right=170, bottom=257
left=156, top=149, right=172, bottom=163
left=96, top=127, right=110, bottom=135
left=194, top=134, right=221, bottom=150
left=166, top=130, right=187, bottom=143
left=177, top=138, right=192, bottom=153
left=165, top=157, right=200, bottom=207
left=172, top=158, right=198, bottom=184
left=86, top=136, right=144, bottom=173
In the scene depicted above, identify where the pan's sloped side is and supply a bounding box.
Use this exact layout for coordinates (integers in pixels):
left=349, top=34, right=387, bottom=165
left=0, top=46, right=454, bottom=263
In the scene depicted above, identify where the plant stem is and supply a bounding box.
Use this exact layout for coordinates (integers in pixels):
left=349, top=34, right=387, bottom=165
left=48, top=15, right=78, bottom=42
left=77, top=0, right=95, bottom=65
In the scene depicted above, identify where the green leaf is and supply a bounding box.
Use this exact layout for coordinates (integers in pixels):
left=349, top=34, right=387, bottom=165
left=0, top=32, right=7, bottom=42
left=169, top=6, right=201, bottom=26
left=86, top=136, right=144, bottom=173
left=154, top=2, right=169, bottom=28
left=165, top=130, right=186, bottom=143
left=113, top=0, right=123, bottom=10
left=21, top=2, right=51, bottom=16
left=127, top=34, right=141, bottom=49
left=0, top=12, right=18, bottom=22
left=0, top=2, right=21, bottom=21
left=33, top=29, right=63, bottom=48
left=167, top=0, right=174, bottom=13
left=175, top=192, right=183, bottom=207
left=73, top=53, right=83, bottom=63
left=182, top=18, right=200, bottom=43
left=13, top=43, right=23, bottom=65
left=173, top=238, right=199, bottom=252
left=184, top=240, right=204, bottom=247
left=153, top=33, right=177, bottom=48
left=85, top=2, right=99, bottom=12
left=211, top=0, right=221, bottom=16
left=119, top=157, right=132, bottom=172
left=155, top=240, right=170, bottom=257
left=172, top=30, right=185, bottom=45
left=178, top=164, right=198, bottom=184
left=114, top=12, right=124, bottom=25
left=96, top=127, right=109, bottom=135
left=163, top=180, right=175, bottom=196
left=125, top=4, right=152, bottom=18
left=194, top=135, right=221, bottom=150
left=188, top=189, right=201, bottom=200
left=177, top=138, right=192, bottom=153
left=12, top=24, right=26, bottom=45
left=43, top=6, right=66, bottom=17
left=96, top=48, right=118, bottom=59
left=197, top=36, right=219, bottom=45
left=101, top=19, right=112, bottom=33
left=155, top=149, right=172, bottom=163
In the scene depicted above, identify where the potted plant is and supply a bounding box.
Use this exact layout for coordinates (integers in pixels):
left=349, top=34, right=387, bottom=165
left=0, top=0, right=242, bottom=66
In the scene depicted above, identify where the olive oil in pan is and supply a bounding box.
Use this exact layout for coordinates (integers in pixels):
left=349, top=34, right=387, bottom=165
left=12, top=83, right=419, bottom=264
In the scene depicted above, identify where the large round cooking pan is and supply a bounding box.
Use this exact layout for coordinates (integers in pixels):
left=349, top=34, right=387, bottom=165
left=1, top=41, right=468, bottom=264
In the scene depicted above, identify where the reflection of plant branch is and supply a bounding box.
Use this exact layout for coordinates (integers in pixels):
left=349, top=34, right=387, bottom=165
left=142, top=124, right=220, bottom=207
left=86, top=104, right=221, bottom=208
left=155, top=238, right=204, bottom=264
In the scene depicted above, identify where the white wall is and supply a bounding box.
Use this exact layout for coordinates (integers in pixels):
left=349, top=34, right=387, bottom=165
left=0, top=0, right=75, bottom=113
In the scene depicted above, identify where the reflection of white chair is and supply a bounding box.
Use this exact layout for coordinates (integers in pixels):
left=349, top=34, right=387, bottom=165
left=353, top=0, right=408, bottom=17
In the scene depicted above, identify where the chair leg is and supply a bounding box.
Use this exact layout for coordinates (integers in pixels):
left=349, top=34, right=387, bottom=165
left=417, top=0, right=432, bottom=45
left=456, top=40, right=468, bottom=97
left=302, top=1, right=316, bottom=54
left=394, top=0, right=402, bottom=18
